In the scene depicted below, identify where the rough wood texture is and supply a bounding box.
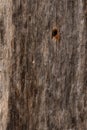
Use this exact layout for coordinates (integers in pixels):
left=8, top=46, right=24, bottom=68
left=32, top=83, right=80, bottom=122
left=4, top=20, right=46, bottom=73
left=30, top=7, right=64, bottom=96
left=0, top=0, right=13, bottom=130
left=0, top=0, right=87, bottom=130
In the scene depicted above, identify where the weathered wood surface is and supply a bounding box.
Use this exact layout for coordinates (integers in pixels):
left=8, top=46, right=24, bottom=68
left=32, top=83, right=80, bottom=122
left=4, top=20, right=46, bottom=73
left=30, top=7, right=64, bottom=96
left=0, top=0, right=87, bottom=130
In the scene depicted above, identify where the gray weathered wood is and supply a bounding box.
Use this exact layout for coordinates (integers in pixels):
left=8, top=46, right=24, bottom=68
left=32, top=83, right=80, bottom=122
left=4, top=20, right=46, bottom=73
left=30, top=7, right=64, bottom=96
left=0, top=0, right=87, bottom=130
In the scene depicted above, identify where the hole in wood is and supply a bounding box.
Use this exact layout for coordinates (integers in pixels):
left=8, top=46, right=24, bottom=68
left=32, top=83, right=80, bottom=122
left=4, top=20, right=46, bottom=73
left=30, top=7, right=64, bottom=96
left=52, top=28, right=60, bottom=41
left=52, top=28, right=58, bottom=37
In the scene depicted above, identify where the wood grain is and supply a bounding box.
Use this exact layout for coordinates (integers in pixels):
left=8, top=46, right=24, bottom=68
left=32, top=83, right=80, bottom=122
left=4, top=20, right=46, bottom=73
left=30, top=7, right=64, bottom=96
left=0, top=0, right=87, bottom=130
